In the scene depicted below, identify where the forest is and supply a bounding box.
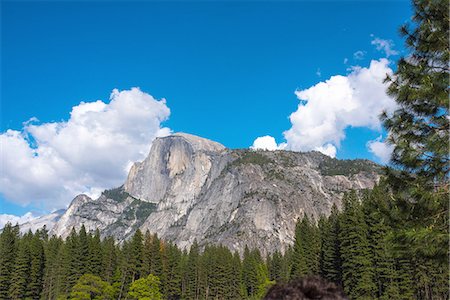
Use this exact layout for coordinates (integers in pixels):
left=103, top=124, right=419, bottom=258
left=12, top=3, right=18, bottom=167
left=0, top=182, right=447, bottom=300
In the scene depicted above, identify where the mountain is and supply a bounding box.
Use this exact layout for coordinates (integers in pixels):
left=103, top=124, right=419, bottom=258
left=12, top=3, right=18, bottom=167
left=17, top=209, right=66, bottom=233
left=27, top=133, right=381, bottom=255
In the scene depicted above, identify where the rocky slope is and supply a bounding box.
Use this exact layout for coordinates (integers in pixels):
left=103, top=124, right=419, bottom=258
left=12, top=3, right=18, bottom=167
left=32, top=133, right=382, bottom=255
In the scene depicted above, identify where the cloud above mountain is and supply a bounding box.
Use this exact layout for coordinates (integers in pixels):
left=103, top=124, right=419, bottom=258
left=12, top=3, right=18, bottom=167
left=0, top=88, right=171, bottom=210
left=252, top=58, right=397, bottom=160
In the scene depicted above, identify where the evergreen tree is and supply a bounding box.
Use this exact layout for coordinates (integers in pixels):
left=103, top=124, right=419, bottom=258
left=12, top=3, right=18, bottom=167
left=65, top=228, right=82, bottom=292
left=164, top=243, right=182, bottom=300
left=184, top=240, right=200, bottom=299
left=149, top=234, right=164, bottom=279
left=88, top=229, right=103, bottom=277
left=381, top=0, right=449, bottom=261
left=77, top=225, right=90, bottom=276
left=242, top=246, right=258, bottom=297
left=101, top=236, right=117, bottom=283
left=42, top=235, right=64, bottom=299
left=320, top=204, right=342, bottom=285
left=0, top=223, right=20, bottom=298
left=268, top=250, right=283, bottom=283
left=290, top=217, right=308, bottom=278
left=9, top=232, right=32, bottom=299
left=129, top=229, right=144, bottom=281
left=339, top=191, right=376, bottom=299
left=27, top=231, right=45, bottom=299
left=230, top=250, right=244, bottom=299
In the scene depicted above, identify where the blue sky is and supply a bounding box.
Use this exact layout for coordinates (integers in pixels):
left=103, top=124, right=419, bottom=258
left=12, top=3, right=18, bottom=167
left=1, top=0, right=412, bottom=218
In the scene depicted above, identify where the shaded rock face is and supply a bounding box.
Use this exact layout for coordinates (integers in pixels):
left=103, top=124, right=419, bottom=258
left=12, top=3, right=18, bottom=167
left=48, top=133, right=380, bottom=255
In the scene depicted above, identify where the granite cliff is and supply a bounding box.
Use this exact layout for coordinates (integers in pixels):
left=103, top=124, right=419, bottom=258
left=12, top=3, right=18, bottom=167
left=38, top=133, right=380, bottom=255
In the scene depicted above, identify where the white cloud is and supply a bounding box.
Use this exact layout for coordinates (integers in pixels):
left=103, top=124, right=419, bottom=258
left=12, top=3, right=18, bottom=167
left=0, top=88, right=171, bottom=210
left=0, top=212, right=35, bottom=229
left=251, top=135, right=280, bottom=151
left=282, top=59, right=397, bottom=157
left=371, top=36, right=399, bottom=57
left=353, top=50, right=366, bottom=60
left=314, top=144, right=337, bottom=158
left=367, top=136, right=393, bottom=164
left=343, top=58, right=348, bottom=64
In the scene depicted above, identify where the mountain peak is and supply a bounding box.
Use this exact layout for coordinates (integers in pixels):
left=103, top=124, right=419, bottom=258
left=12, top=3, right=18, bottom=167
left=158, top=132, right=225, bottom=152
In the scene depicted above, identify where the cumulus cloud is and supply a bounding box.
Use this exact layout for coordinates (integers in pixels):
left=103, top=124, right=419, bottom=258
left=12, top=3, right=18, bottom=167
left=371, top=36, right=399, bottom=57
left=251, top=136, right=280, bottom=151
left=367, top=136, right=394, bottom=164
left=0, top=88, right=171, bottom=210
left=280, top=59, right=396, bottom=157
left=0, top=212, right=35, bottom=229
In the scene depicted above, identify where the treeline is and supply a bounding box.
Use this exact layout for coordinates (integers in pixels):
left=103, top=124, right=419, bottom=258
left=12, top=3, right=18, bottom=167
left=0, top=183, right=447, bottom=300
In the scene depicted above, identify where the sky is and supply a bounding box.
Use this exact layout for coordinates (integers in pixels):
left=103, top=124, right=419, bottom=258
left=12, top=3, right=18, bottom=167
left=1, top=0, right=412, bottom=223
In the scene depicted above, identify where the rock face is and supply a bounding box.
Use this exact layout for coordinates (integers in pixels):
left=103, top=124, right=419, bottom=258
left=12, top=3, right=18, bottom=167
left=46, top=133, right=381, bottom=255
left=18, top=209, right=66, bottom=233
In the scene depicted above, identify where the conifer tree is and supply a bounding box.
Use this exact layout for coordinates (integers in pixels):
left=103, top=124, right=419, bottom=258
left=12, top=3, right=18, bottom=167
left=89, top=229, right=103, bottom=277
left=381, top=0, right=449, bottom=261
left=231, top=250, right=244, bottom=299
left=290, top=217, right=308, bottom=278
left=0, top=223, right=19, bottom=298
left=77, top=225, right=90, bottom=276
left=164, top=243, right=182, bottom=300
left=65, top=227, right=82, bottom=291
left=129, top=229, right=144, bottom=282
left=149, top=234, right=164, bottom=279
left=27, top=231, right=45, bottom=299
left=42, top=235, right=64, bottom=299
left=339, top=191, right=376, bottom=299
left=268, top=250, right=284, bottom=283
left=101, top=236, right=117, bottom=283
left=9, top=232, right=32, bottom=299
left=242, top=246, right=258, bottom=297
left=184, top=240, right=200, bottom=299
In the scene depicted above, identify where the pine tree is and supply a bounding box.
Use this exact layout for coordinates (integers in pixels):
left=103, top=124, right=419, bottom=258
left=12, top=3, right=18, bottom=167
left=230, top=250, right=244, bottom=299
left=129, top=229, right=144, bottom=282
left=268, top=250, right=284, bottom=283
left=27, top=231, right=45, bottom=299
left=101, top=236, right=117, bottom=283
left=88, top=229, right=103, bottom=277
left=164, top=243, right=182, bottom=300
left=0, top=223, right=20, bottom=298
left=65, top=227, right=82, bottom=291
left=363, top=186, right=400, bottom=299
left=381, top=0, right=449, bottom=262
left=42, top=235, right=64, bottom=300
left=9, top=231, right=32, bottom=299
left=290, top=217, right=308, bottom=278
left=184, top=240, right=200, bottom=299
left=77, top=225, right=90, bottom=276
left=242, top=246, right=258, bottom=297
left=149, top=234, right=164, bottom=279
left=339, top=191, right=376, bottom=299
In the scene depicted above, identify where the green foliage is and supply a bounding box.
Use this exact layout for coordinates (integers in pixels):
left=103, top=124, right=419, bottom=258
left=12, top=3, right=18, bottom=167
left=127, top=274, right=162, bottom=300
left=339, top=191, right=376, bottom=299
left=69, top=274, right=113, bottom=300
left=381, top=0, right=449, bottom=263
left=231, top=151, right=274, bottom=167
left=319, top=158, right=382, bottom=176
left=319, top=204, right=342, bottom=285
left=101, top=186, right=130, bottom=203
left=0, top=223, right=19, bottom=298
